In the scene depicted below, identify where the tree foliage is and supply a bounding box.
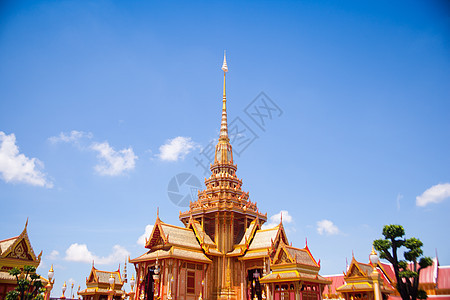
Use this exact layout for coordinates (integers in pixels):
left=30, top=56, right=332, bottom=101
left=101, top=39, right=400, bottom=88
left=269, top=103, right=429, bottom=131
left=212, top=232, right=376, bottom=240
left=6, top=265, right=45, bottom=300
left=373, top=225, right=432, bottom=300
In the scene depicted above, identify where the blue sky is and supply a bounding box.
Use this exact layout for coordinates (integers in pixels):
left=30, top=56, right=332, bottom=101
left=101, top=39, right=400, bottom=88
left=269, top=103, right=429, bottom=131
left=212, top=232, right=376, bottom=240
left=1, top=0, right=449, bottom=297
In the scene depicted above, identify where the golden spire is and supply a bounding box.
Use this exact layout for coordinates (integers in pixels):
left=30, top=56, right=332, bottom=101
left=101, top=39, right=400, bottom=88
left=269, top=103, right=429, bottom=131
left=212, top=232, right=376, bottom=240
left=219, top=51, right=229, bottom=142
left=371, top=245, right=377, bottom=256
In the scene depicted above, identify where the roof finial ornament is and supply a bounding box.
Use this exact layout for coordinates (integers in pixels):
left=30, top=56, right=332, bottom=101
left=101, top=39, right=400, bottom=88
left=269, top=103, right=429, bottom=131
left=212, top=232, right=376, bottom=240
left=25, top=217, right=28, bottom=228
left=222, top=50, right=228, bottom=72
left=219, top=51, right=229, bottom=141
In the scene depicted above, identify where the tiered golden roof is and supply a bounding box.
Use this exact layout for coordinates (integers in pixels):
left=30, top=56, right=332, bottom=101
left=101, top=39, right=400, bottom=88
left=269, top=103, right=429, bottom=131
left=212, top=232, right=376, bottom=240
left=78, top=264, right=125, bottom=298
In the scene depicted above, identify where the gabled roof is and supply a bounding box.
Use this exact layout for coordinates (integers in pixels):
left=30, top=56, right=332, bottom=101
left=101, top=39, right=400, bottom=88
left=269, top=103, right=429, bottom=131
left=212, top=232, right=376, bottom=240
left=187, top=217, right=221, bottom=255
left=335, top=256, right=395, bottom=294
left=145, top=217, right=202, bottom=250
left=260, top=271, right=330, bottom=284
left=228, top=218, right=261, bottom=256
left=345, top=257, right=373, bottom=278
left=0, top=220, right=42, bottom=265
left=260, top=240, right=329, bottom=285
left=233, top=219, right=288, bottom=259
left=271, top=241, right=319, bottom=268
left=85, top=264, right=123, bottom=287
left=249, top=225, right=285, bottom=251
left=79, top=265, right=124, bottom=296
left=130, top=246, right=212, bottom=264
left=132, top=216, right=212, bottom=264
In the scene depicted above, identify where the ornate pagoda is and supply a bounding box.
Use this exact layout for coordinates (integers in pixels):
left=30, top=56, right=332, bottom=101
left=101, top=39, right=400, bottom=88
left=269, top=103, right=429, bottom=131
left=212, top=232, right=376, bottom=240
left=78, top=263, right=126, bottom=300
left=130, top=53, right=329, bottom=300
left=0, top=220, right=45, bottom=299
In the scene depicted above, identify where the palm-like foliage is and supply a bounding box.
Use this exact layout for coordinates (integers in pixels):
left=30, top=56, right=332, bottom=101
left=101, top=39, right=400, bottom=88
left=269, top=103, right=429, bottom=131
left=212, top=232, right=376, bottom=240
left=6, top=265, right=45, bottom=300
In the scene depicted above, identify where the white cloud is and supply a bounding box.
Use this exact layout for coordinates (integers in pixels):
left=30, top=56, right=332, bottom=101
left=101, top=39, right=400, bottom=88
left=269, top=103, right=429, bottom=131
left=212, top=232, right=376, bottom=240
left=91, top=142, right=137, bottom=176
left=137, top=224, right=154, bottom=246
left=65, top=243, right=130, bottom=265
left=416, top=183, right=450, bottom=207
left=0, top=131, right=53, bottom=188
left=157, top=136, right=198, bottom=161
left=262, top=210, right=293, bottom=229
left=317, top=219, right=339, bottom=235
left=47, top=250, right=60, bottom=260
left=48, top=130, right=93, bottom=144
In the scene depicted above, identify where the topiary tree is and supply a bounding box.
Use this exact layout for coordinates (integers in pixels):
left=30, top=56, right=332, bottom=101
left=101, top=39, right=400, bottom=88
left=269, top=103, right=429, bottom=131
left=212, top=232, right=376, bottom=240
left=373, top=224, right=433, bottom=300
left=6, top=265, right=45, bottom=300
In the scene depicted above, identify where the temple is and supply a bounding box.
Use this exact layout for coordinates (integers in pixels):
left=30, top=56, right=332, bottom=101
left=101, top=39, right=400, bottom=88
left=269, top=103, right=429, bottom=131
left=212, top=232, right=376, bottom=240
left=0, top=220, right=45, bottom=299
left=78, top=264, right=126, bottom=300
left=323, top=250, right=450, bottom=300
left=130, top=53, right=330, bottom=300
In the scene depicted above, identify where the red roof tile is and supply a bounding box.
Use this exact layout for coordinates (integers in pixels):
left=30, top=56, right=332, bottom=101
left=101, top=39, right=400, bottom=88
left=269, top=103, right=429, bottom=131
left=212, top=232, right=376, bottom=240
left=438, top=267, right=450, bottom=290
left=323, top=275, right=345, bottom=295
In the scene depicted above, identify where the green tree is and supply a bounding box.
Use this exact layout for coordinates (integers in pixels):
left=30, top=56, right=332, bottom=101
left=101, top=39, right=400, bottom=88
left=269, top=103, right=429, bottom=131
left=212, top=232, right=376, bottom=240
left=6, top=265, right=45, bottom=300
left=373, top=225, right=433, bottom=300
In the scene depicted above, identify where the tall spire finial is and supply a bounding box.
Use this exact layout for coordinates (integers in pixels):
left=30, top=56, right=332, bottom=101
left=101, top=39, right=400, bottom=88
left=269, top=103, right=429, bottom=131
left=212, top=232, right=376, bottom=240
left=219, top=51, right=229, bottom=141
left=222, top=50, right=228, bottom=73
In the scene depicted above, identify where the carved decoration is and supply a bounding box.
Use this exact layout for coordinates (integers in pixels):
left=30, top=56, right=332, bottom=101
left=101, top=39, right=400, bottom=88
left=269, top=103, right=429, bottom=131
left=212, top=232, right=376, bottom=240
left=6, top=240, right=32, bottom=260
left=275, top=250, right=290, bottom=264
left=348, top=264, right=364, bottom=277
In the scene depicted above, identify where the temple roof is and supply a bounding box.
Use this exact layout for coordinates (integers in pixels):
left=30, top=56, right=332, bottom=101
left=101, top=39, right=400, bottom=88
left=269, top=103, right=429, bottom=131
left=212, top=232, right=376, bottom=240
left=187, top=217, right=221, bottom=255
left=79, top=288, right=125, bottom=296
left=438, top=266, right=450, bottom=290
left=337, top=282, right=374, bottom=292
left=260, top=270, right=330, bottom=284
left=160, top=223, right=201, bottom=249
left=345, top=257, right=376, bottom=278
left=230, top=219, right=287, bottom=259
left=284, top=245, right=319, bottom=267
left=323, top=275, right=346, bottom=296
left=0, top=220, right=42, bottom=267
left=249, top=225, right=284, bottom=250
left=270, top=241, right=319, bottom=269
left=0, top=237, right=17, bottom=254
left=79, top=265, right=124, bottom=296
left=145, top=217, right=203, bottom=250
left=130, top=247, right=211, bottom=263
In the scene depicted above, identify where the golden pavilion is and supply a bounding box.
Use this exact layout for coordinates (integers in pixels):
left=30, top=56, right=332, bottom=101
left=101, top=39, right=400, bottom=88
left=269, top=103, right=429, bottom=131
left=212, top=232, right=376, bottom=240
left=0, top=220, right=47, bottom=299
left=78, top=264, right=126, bottom=300
left=130, top=53, right=330, bottom=300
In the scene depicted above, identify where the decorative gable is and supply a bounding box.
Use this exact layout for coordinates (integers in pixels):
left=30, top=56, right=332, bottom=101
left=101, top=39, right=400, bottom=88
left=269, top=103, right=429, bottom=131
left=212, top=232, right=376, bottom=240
left=273, top=244, right=294, bottom=265
left=6, top=240, right=33, bottom=260
left=0, top=221, right=41, bottom=266
left=86, top=266, right=98, bottom=284
left=347, top=262, right=365, bottom=278
left=145, top=219, right=167, bottom=249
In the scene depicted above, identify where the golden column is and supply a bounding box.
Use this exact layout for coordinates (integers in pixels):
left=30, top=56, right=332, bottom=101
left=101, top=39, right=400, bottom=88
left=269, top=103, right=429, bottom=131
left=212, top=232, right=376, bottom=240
left=369, top=247, right=382, bottom=300
left=44, top=265, right=54, bottom=300
left=127, top=275, right=136, bottom=300
left=61, top=282, right=67, bottom=299
left=108, top=273, right=115, bottom=300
